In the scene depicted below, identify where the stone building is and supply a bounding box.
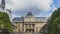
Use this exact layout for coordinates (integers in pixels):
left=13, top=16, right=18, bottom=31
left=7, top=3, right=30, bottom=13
left=12, top=12, right=48, bottom=34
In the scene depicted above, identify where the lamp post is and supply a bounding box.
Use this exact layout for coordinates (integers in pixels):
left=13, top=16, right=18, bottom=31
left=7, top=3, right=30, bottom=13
left=18, top=25, right=20, bottom=34
left=22, top=16, right=24, bottom=32
left=21, top=16, right=24, bottom=34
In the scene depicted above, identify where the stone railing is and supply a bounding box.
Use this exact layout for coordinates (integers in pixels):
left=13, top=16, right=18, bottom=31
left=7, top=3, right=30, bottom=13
left=9, top=32, right=27, bottom=34
left=4, top=32, right=46, bottom=34
left=33, top=32, right=45, bottom=34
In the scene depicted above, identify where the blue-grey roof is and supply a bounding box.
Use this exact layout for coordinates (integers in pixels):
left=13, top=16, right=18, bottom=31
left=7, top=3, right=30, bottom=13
left=36, top=17, right=47, bottom=22
left=13, top=17, right=47, bottom=23
left=13, top=17, right=24, bottom=22
left=12, top=12, right=47, bottom=23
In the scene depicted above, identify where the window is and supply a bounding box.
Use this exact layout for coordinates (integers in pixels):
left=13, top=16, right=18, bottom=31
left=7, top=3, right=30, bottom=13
left=32, top=24, right=35, bottom=27
left=29, top=24, right=31, bottom=27
left=36, top=27, right=38, bottom=31
left=25, top=24, right=28, bottom=28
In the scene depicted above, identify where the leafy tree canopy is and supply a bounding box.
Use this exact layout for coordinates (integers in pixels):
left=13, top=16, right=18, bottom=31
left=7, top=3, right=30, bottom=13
left=0, top=12, right=12, bottom=32
left=48, top=7, right=60, bottom=34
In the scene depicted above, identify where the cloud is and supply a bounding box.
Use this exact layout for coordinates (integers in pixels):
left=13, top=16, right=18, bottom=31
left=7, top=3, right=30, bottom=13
left=45, top=4, right=57, bottom=18
left=5, top=0, right=54, bottom=11
left=52, top=7, right=57, bottom=12
left=33, top=0, right=53, bottom=11
left=6, top=0, right=31, bottom=11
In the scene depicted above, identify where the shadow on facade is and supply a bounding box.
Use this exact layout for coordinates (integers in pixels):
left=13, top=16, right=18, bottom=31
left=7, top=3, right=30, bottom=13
left=39, top=24, right=48, bottom=34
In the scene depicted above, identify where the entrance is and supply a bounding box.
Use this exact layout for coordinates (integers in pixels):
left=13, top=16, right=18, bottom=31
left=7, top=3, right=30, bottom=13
left=26, top=29, right=34, bottom=34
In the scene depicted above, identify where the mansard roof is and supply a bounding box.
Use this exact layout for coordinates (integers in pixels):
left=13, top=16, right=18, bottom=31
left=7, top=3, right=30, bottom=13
left=12, top=12, right=47, bottom=23
left=12, top=17, right=47, bottom=23
left=13, top=17, right=24, bottom=22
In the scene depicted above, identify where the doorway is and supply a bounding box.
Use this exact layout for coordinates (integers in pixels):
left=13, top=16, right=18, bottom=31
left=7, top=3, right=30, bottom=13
left=26, top=29, right=34, bottom=34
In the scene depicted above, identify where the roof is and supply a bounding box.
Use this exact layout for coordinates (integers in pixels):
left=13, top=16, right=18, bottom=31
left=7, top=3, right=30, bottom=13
left=12, top=17, right=47, bottom=23
left=13, top=17, right=24, bottom=22
left=35, top=17, right=47, bottom=22
left=26, top=12, right=33, bottom=16
left=12, top=12, right=47, bottom=23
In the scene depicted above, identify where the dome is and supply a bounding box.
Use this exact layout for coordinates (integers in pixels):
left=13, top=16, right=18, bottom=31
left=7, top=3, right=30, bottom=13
left=24, top=12, right=36, bottom=22
left=26, top=12, right=33, bottom=16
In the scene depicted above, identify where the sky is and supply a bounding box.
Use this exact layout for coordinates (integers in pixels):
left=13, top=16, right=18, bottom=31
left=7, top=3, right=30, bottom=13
left=0, top=0, right=60, bottom=18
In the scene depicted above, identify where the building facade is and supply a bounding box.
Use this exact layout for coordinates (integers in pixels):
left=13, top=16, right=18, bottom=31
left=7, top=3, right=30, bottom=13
left=12, top=12, right=48, bottom=34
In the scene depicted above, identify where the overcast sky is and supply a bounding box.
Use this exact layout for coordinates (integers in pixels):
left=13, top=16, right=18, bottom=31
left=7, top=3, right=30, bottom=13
left=0, top=0, right=60, bottom=18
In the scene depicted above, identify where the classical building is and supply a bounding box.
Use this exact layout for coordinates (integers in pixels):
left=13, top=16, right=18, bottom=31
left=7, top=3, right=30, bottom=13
left=0, top=0, right=48, bottom=34
left=12, top=12, right=48, bottom=34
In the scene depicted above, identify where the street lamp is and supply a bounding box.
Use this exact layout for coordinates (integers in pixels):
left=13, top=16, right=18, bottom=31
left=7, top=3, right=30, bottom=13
left=18, top=25, right=20, bottom=34
left=21, top=16, right=24, bottom=32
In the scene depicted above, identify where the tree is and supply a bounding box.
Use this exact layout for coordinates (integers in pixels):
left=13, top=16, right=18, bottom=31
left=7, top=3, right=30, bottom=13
left=48, top=8, right=60, bottom=34
left=0, top=12, right=12, bottom=32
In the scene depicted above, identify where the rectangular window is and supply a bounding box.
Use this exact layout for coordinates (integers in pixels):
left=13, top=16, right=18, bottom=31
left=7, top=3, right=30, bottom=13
left=32, top=24, right=35, bottom=28
left=29, top=24, right=31, bottom=28
left=25, top=24, right=28, bottom=28
left=36, top=27, right=38, bottom=32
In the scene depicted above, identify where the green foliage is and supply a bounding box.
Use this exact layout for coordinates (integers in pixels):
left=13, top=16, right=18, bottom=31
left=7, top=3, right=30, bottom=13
left=0, top=12, right=12, bottom=32
left=48, top=8, right=60, bottom=34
